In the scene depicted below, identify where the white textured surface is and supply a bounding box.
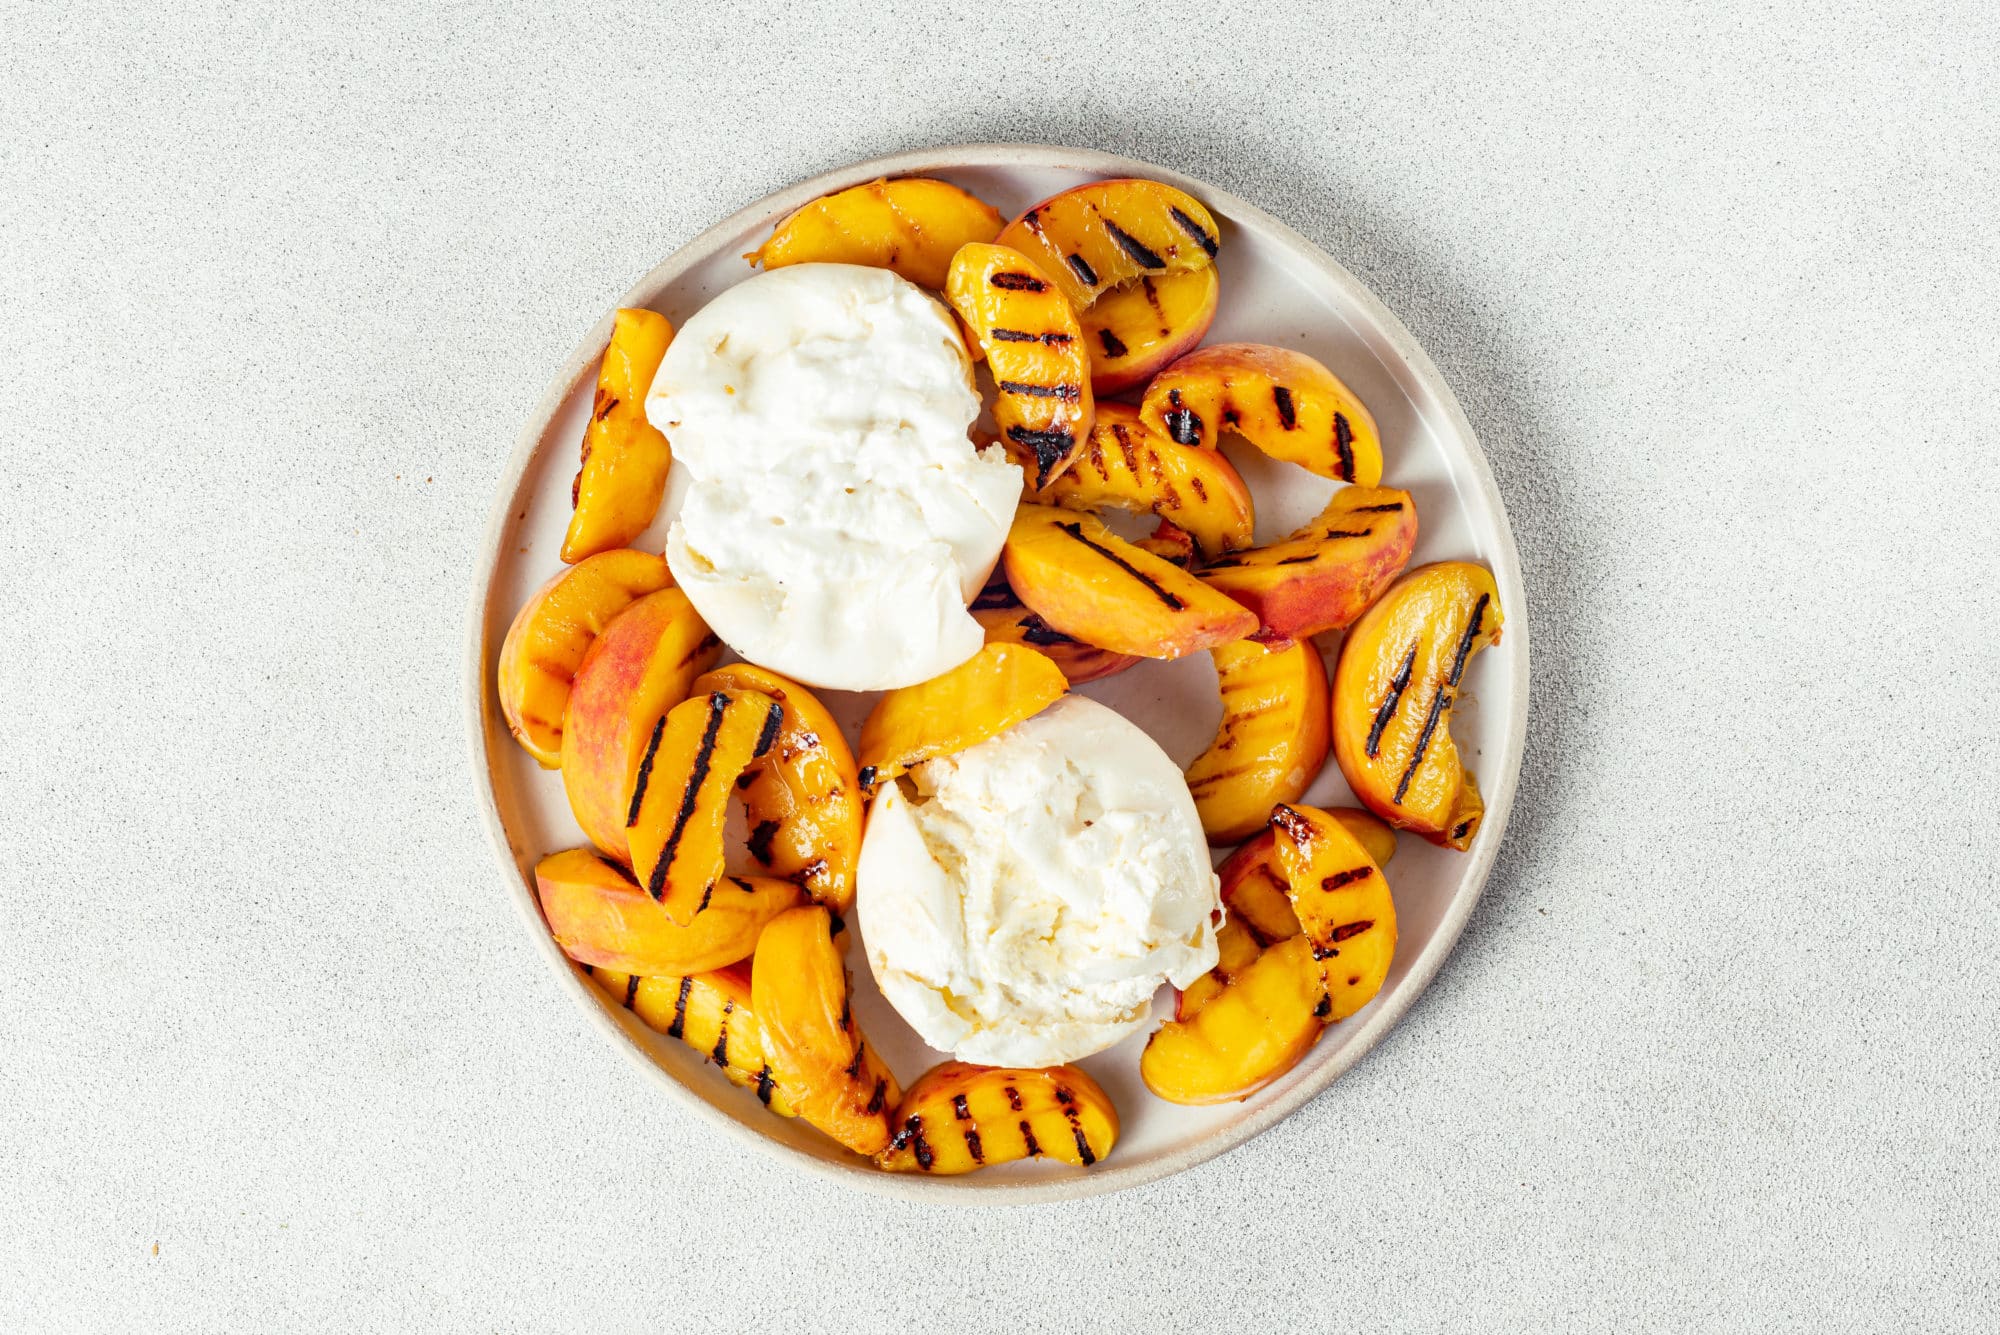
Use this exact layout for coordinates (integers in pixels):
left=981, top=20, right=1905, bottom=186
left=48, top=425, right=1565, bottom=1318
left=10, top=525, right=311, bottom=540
left=2, top=1, right=1995, bottom=1330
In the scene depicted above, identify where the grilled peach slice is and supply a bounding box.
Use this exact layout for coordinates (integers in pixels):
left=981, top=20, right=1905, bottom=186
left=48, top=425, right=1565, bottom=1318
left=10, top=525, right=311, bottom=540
left=1015, top=403, right=1254, bottom=561
left=1142, top=343, right=1384, bottom=486
left=997, top=179, right=1221, bottom=313
left=752, top=907, right=901, bottom=1156
left=1140, top=935, right=1326, bottom=1105
left=691, top=664, right=863, bottom=913
left=1186, top=637, right=1331, bottom=845
left=561, top=309, right=675, bottom=563
left=586, top=963, right=799, bottom=1118
left=855, top=642, right=1067, bottom=796
left=537, top=849, right=798, bottom=976
left=1199, top=486, right=1417, bottom=642
left=945, top=243, right=1093, bottom=489
left=627, top=688, right=784, bottom=924
left=1271, top=804, right=1397, bottom=1022
left=1333, top=562, right=1503, bottom=849
left=1174, top=919, right=1264, bottom=1022
left=1219, top=812, right=1397, bottom=946
left=1081, top=267, right=1219, bottom=395
left=747, top=177, right=1003, bottom=290
left=1002, top=504, right=1257, bottom=660
left=971, top=576, right=1138, bottom=685
left=496, top=549, right=673, bottom=768
left=560, top=588, right=721, bottom=863
left=879, top=1062, right=1119, bottom=1174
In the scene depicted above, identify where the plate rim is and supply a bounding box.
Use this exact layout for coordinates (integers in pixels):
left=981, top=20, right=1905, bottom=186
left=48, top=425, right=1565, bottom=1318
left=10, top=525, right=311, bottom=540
left=462, top=142, right=1532, bottom=1204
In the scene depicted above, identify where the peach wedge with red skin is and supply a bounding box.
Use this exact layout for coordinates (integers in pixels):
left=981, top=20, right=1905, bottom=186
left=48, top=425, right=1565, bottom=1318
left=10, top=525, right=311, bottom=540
left=587, top=963, right=800, bottom=1118
left=1186, top=636, right=1331, bottom=845
left=946, top=243, right=1094, bottom=489
left=562, top=308, right=675, bottom=563
left=855, top=642, right=1068, bottom=796
left=496, top=549, right=673, bottom=768
left=747, top=177, right=1003, bottom=290
left=627, top=687, right=784, bottom=925
left=1270, top=803, right=1398, bottom=1023
left=692, top=663, right=864, bottom=913
left=560, top=587, right=721, bottom=864
left=1333, top=562, right=1504, bottom=850
left=1141, top=343, right=1384, bottom=486
left=753, top=906, right=901, bottom=1156
left=536, top=848, right=799, bottom=976
left=1199, top=486, right=1418, bottom=642
left=972, top=575, right=1139, bottom=685
left=879, top=1062, right=1119, bottom=1174
left=1019, top=402, right=1255, bottom=562
left=1002, top=504, right=1257, bottom=660
left=1080, top=267, right=1218, bottom=395
left=1140, top=935, right=1326, bottom=1105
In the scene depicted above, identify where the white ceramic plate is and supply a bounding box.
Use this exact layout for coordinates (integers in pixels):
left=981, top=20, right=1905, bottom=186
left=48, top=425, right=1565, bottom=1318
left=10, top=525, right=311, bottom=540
left=465, top=144, right=1529, bottom=1203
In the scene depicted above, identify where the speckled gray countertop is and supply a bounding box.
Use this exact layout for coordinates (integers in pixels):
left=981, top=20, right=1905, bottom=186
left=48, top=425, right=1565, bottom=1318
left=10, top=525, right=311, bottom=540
left=3, top=2, right=1995, bottom=1330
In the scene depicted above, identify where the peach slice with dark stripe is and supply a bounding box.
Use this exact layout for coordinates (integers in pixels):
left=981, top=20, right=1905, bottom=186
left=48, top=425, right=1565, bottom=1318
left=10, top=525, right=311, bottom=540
left=753, top=906, right=902, bottom=1157
left=944, top=242, right=1094, bottom=489
left=878, top=1062, right=1119, bottom=1174
left=537, top=848, right=798, bottom=976
left=1186, top=636, right=1331, bottom=845
left=626, top=686, right=785, bottom=926
left=560, top=587, right=721, bottom=864
left=496, top=549, right=673, bottom=768
left=1001, top=503, right=1257, bottom=660
left=971, top=574, right=1139, bottom=685
left=1198, top=485, right=1418, bottom=641
left=692, top=663, right=864, bottom=913
left=1140, top=343, right=1384, bottom=486
left=855, top=642, right=1068, bottom=797
left=561, top=308, right=675, bottom=563
left=996, top=180, right=1222, bottom=395
left=1332, top=562, right=1503, bottom=850
left=1140, top=935, right=1327, bottom=1105
left=585, top=962, right=800, bottom=1119
left=1012, top=402, right=1254, bottom=562
left=746, top=177, right=1003, bottom=290
left=1219, top=810, right=1399, bottom=945
left=1270, top=803, right=1397, bottom=1022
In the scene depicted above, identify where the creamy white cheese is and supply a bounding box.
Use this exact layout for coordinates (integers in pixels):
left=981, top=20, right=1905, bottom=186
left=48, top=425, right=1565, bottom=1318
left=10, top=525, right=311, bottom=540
left=648, top=263, right=1022, bottom=692
left=857, top=695, right=1221, bottom=1066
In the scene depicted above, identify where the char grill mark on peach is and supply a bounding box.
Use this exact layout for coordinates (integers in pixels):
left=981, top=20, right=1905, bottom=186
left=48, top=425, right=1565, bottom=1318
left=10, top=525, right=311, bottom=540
left=996, top=380, right=1082, bottom=401
left=646, top=693, right=729, bottom=902
left=989, top=271, right=1047, bottom=291
left=752, top=702, right=783, bottom=759
left=1447, top=595, right=1492, bottom=687
left=1323, top=866, right=1374, bottom=891
left=1098, top=327, right=1128, bottom=358
left=1057, top=520, right=1186, bottom=610
left=1018, top=615, right=1076, bottom=646
left=991, top=327, right=1074, bottom=345
left=1334, top=413, right=1355, bottom=480
left=666, top=976, right=693, bottom=1039
left=1007, top=426, right=1077, bottom=484
left=626, top=716, right=667, bottom=825
left=1066, top=253, right=1098, bottom=287
left=1355, top=502, right=1405, bottom=513
left=1170, top=207, right=1220, bottom=257
left=866, top=1075, right=888, bottom=1114
left=1394, top=688, right=1450, bottom=806
left=747, top=820, right=781, bottom=865
left=1331, top=920, right=1374, bottom=943
left=712, top=1000, right=734, bottom=1065
left=1020, top=1121, right=1042, bottom=1158
left=1453, top=818, right=1475, bottom=841
left=964, top=1127, right=985, bottom=1164
left=1161, top=388, right=1201, bottom=446
left=1103, top=219, right=1165, bottom=270
left=623, top=973, right=640, bottom=1008
left=755, top=1065, right=776, bottom=1105
left=1004, top=1085, right=1023, bottom=1112
left=1322, top=528, right=1373, bottom=540
left=1365, top=646, right=1419, bottom=759
left=1273, top=385, right=1297, bottom=430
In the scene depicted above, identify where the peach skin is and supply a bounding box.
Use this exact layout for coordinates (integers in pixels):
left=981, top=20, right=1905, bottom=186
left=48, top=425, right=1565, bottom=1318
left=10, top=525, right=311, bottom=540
left=536, top=849, right=798, bottom=976
left=747, top=177, right=1003, bottom=289
left=561, top=308, right=675, bottom=563
left=559, top=587, right=721, bottom=864
left=1333, top=562, right=1503, bottom=850
left=1141, top=343, right=1383, bottom=486
left=1198, top=486, right=1417, bottom=642
left=496, top=549, right=673, bottom=768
